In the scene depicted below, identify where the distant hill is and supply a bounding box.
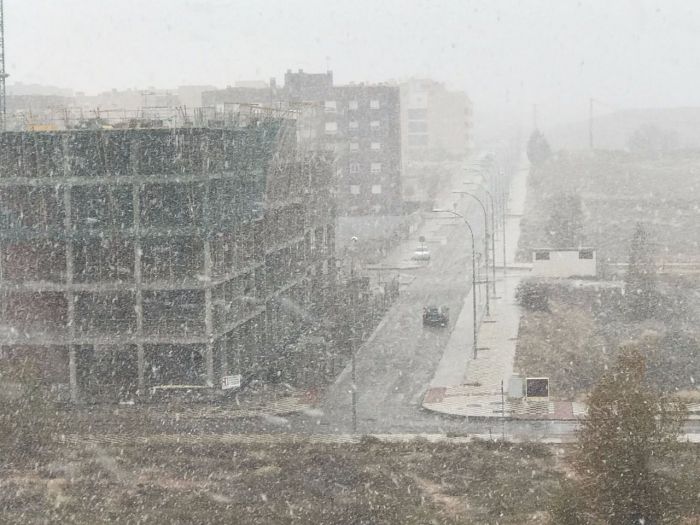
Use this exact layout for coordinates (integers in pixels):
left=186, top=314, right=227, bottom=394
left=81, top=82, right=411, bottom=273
left=545, top=107, right=700, bottom=151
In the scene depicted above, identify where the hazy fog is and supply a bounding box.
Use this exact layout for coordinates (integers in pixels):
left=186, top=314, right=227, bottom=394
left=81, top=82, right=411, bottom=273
left=7, top=0, right=700, bottom=134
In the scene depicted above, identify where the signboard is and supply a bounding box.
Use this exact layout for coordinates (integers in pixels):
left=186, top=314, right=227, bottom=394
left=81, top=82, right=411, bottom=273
left=526, top=377, right=549, bottom=398
left=221, top=374, right=242, bottom=391
left=508, top=375, right=524, bottom=399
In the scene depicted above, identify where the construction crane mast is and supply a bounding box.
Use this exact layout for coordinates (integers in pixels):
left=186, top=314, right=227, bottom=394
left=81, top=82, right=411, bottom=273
left=0, top=0, right=7, bottom=131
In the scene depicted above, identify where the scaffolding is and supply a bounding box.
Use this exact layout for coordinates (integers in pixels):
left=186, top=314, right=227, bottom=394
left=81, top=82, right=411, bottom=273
left=1, top=103, right=300, bottom=133
left=0, top=112, right=335, bottom=403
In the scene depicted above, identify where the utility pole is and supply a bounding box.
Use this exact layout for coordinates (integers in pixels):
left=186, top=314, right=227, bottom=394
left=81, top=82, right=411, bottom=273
left=589, top=98, right=594, bottom=149
left=351, top=342, right=357, bottom=433
left=502, top=184, right=507, bottom=277
left=501, top=380, right=505, bottom=440
left=0, top=0, right=8, bottom=132
left=532, top=103, right=538, bottom=130
left=351, top=308, right=358, bottom=433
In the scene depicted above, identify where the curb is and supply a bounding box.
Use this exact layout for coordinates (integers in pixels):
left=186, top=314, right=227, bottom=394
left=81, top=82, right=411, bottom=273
left=421, top=402, right=583, bottom=422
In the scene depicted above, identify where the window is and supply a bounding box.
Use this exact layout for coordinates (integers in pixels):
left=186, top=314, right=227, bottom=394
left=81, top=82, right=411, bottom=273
left=299, top=127, right=316, bottom=139
left=579, top=249, right=594, bottom=259
left=371, top=142, right=381, bottom=150
left=407, top=108, right=428, bottom=119
left=370, top=99, right=380, bottom=109
left=324, top=121, right=338, bottom=134
left=324, top=142, right=336, bottom=152
left=535, top=250, right=550, bottom=261
left=349, top=120, right=359, bottom=129
left=348, top=100, right=358, bottom=110
left=370, top=120, right=380, bottom=129
left=408, top=135, right=428, bottom=146
left=408, top=121, right=428, bottom=133
left=371, top=162, right=382, bottom=173
left=371, top=184, right=382, bottom=194
left=324, top=100, right=337, bottom=113
left=349, top=163, right=360, bottom=173
left=350, top=185, right=360, bottom=195
left=349, top=142, right=359, bottom=151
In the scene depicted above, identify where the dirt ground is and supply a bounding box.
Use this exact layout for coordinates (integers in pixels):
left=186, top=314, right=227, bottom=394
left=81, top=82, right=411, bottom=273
left=1, top=438, right=564, bottom=525
left=514, top=279, right=700, bottom=400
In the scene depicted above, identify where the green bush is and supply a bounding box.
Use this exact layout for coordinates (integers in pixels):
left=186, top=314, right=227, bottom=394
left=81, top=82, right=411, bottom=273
left=516, top=279, right=550, bottom=312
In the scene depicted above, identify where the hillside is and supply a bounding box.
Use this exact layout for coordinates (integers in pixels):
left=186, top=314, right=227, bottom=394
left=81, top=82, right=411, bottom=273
left=545, top=107, right=700, bottom=151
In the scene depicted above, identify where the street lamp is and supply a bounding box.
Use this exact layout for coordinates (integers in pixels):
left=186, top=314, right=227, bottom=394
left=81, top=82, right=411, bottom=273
left=453, top=190, right=490, bottom=316
left=349, top=236, right=358, bottom=277
left=464, top=182, right=500, bottom=286
left=432, top=208, right=478, bottom=359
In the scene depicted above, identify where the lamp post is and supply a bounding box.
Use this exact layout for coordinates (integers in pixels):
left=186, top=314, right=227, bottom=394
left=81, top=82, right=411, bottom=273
left=464, top=182, right=500, bottom=286
left=499, top=170, right=507, bottom=276
left=453, top=191, right=490, bottom=316
left=349, top=236, right=358, bottom=277
left=433, top=209, right=478, bottom=359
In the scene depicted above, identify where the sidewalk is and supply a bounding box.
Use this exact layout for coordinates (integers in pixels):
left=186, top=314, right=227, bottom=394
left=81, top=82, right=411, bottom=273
left=422, top=157, right=587, bottom=420
left=422, top=270, right=587, bottom=421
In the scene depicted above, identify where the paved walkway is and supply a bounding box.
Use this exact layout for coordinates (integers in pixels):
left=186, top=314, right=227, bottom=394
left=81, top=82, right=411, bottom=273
left=422, top=157, right=583, bottom=420
left=423, top=269, right=587, bottom=420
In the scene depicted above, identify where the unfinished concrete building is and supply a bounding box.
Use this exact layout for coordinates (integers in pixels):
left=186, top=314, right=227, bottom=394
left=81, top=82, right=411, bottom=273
left=0, top=112, right=336, bottom=402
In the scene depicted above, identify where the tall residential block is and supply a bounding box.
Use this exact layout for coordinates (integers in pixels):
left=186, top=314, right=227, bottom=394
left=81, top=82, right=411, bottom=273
left=203, top=70, right=404, bottom=217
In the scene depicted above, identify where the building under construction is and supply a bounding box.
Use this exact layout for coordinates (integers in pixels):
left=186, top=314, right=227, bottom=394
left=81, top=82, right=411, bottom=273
left=0, top=109, right=336, bottom=402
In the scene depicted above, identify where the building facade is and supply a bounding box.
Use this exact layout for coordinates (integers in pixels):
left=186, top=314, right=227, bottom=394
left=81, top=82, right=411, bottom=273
left=400, top=78, right=473, bottom=162
left=203, top=70, right=404, bottom=217
left=398, top=78, right=473, bottom=205
left=0, top=114, right=335, bottom=402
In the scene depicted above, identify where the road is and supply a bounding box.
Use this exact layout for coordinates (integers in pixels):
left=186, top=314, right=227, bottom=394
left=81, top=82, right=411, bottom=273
left=279, top=163, right=584, bottom=440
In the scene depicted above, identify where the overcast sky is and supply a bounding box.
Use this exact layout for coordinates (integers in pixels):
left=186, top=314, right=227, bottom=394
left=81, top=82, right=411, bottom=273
left=5, top=0, right=700, bottom=130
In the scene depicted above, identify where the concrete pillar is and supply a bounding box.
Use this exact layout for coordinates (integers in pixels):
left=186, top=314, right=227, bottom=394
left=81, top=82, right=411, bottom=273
left=204, top=241, right=214, bottom=388
left=133, top=181, right=145, bottom=395
left=63, top=174, right=78, bottom=403
left=203, top=178, right=214, bottom=388
left=68, top=345, right=78, bottom=403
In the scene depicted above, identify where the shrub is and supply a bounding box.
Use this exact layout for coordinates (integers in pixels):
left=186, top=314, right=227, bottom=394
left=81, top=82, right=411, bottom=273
left=516, top=279, right=550, bottom=311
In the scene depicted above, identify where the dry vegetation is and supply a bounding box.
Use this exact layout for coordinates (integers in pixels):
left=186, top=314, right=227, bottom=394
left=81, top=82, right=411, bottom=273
left=515, top=278, right=700, bottom=400
left=2, top=436, right=697, bottom=524
left=1, top=438, right=563, bottom=525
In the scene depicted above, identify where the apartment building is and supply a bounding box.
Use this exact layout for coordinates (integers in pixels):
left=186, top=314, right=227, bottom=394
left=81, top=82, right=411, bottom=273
left=0, top=112, right=335, bottom=402
left=203, top=70, right=404, bottom=217
left=400, top=78, right=473, bottom=161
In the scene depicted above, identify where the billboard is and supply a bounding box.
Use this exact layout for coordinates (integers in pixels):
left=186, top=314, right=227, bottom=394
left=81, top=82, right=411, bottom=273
left=526, top=377, right=549, bottom=398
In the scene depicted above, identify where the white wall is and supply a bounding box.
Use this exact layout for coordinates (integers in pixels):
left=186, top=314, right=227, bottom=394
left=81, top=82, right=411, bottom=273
left=531, top=249, right=596, bottom=277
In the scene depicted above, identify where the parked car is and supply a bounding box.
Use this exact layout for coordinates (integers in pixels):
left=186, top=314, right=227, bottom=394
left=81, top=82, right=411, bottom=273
left=411, top=246, right=431, bottom=261
left=423, top=306, right=449, bottom=327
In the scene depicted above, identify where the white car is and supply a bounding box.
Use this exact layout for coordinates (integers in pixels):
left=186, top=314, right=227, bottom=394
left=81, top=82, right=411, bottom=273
left=411, top=246, right=431, bottom=261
